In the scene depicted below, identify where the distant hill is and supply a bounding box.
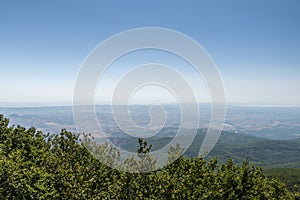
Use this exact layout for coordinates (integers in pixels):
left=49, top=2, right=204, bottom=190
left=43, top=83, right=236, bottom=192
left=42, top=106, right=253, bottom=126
left=107, top=129, right=300, bottom=168
left=205, top=131, right=300, bottom=168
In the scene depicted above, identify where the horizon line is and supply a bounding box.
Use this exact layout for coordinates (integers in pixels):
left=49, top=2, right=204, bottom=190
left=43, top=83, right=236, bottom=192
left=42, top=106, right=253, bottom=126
left=1, top=102, right=300, bottom=108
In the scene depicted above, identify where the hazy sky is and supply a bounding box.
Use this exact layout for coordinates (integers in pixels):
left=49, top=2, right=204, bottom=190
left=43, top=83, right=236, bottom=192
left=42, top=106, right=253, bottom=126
left=1, top=0, right=300, bottom=106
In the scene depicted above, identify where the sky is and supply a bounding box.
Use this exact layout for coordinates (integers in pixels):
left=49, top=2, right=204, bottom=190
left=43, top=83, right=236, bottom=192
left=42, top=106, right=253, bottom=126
left=0, top=0, right=300, bottom=106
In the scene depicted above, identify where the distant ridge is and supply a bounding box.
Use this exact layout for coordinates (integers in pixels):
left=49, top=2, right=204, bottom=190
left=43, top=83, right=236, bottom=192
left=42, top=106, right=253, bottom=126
left=109, top=129, right=300, bottom=168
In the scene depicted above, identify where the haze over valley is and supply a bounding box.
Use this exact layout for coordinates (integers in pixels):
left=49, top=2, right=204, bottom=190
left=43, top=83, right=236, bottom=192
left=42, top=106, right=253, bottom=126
left=1, top=104, right=300, bottom=140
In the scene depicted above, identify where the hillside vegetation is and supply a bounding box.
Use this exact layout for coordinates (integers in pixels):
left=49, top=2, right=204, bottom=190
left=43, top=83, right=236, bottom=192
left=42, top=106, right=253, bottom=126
left=0, top=114, right=299, bottom=199
left=114, top=129, right=300, bottom=168
left=264, top=168, right=300, bottom=192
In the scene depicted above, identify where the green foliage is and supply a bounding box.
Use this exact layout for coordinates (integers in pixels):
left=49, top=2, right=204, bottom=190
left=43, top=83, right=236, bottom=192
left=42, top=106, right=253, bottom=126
left=264, top=168, right=300, bottom=192
left=1, top=114, right=299, bottom=199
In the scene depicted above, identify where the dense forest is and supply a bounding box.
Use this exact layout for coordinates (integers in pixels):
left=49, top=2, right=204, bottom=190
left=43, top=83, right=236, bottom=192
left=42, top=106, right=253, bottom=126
left=0, top=114, right=300, bottom=199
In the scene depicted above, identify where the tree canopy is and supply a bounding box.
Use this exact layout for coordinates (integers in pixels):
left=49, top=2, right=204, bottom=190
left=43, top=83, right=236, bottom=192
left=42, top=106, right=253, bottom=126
left=0, top=114, right=299, bottom=199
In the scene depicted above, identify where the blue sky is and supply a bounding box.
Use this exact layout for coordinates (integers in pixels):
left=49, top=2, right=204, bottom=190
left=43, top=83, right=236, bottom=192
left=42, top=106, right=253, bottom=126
left=1, top=0, right=300, bottom=106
